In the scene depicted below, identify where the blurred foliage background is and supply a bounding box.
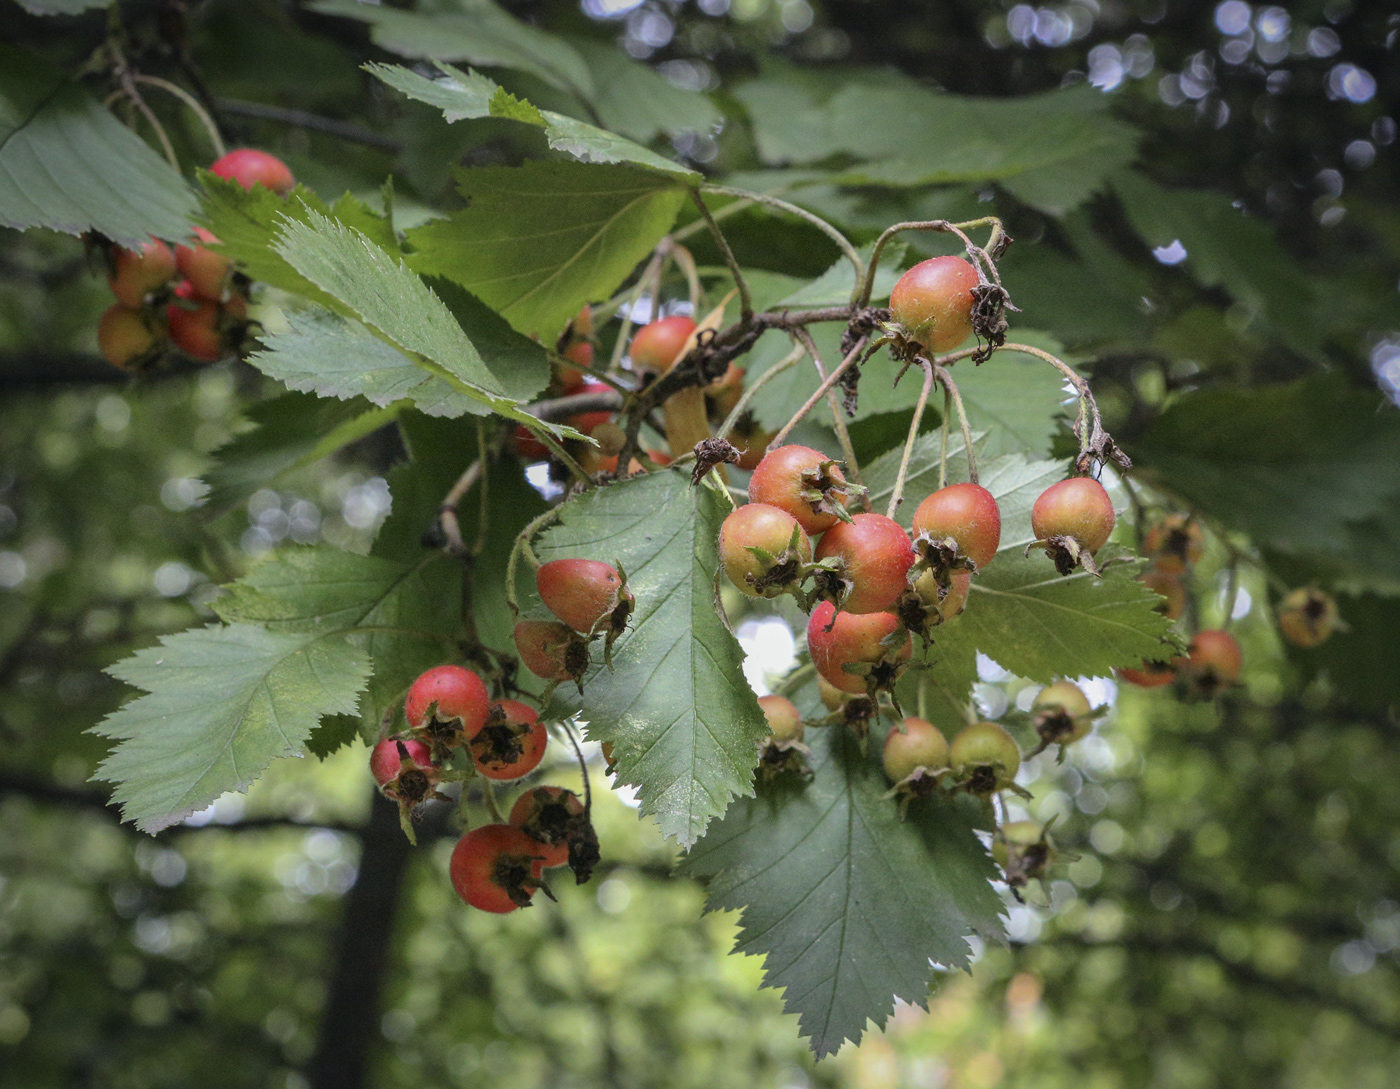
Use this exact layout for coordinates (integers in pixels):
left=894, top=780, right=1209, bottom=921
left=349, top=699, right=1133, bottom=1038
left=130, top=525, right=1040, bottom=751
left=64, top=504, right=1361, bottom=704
left=2, top=0, right=1399, bottom=1087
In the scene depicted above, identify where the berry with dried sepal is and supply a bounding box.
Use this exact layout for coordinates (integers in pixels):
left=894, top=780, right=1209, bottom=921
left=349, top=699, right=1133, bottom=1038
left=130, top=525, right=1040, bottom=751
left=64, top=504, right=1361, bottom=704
left=630, top=315, right=697, bottom=372
left=718, top=503, right=813, bottom=600
left=404, top=664, right=491, bottom=762
left=536, top=559, right=635, bottom=652
left=471, top=699, right=548, bottom=780
left=1029, top=477, right=1116, bottom=576
left=1143, top=514, right=1204, bottom=575
left=1029, top=681, right=1099, bottom=754
left=807, top=601, right=912, bottom=709
left=882, top=716, right=949, bottom=811
left=993, top=820, right=1056, bottom=894
left=1180, top=629, right=1243, bottom=699
left=896, top=569, right=972, bottom=643
left=812, top=512, right=915, bottom=615
left=514, top=620, right=591, bottom=689
left=949, top=721, right=1022, bottom=797
left=911, top=483, right=1001, bottom=573
left=888, top=256, right=979, bottom=353
left=1141, top=567, right=1186, bottom=621
left=748, top=445, right=853, bottom=536
left=1277, top=587, right=1341, bottom=648
left=756, top=694, right=810, bottom=780
left=509, top=785, right=599, bottom=881
left=1118, top=659, right=1179, bottom=689
left=370, top=737, right=447, bottom=843
left=450, top=824, right=550, bottom=913
left=98, top=305, right=162, bottom=370
left=108, top=237, right=177, bottom=308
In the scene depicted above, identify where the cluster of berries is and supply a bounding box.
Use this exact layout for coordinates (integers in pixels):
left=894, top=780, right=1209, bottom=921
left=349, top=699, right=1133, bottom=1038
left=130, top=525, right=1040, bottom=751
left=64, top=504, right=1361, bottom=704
left=512, top=559, right=635, bottom=690
left=754, top=680, right=1094, bottom=891
left=718, top=442, right=1118, bottom=714
left=95, top=148, right=293, bottom=371
left=369, top=663, right=599, bottom=913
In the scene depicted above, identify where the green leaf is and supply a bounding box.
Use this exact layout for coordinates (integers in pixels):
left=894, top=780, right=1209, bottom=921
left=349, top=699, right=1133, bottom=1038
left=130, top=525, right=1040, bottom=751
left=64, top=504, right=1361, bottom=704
left=272, top=209, right=572, bottom=433
left=203, top=393, right=400, bottom=515
left=369, top=62, right=699, bottom=182
left=862, top=427, right=977, bottom=517
left=682, top=715, right=1005, bottom=1058
left=572, top=40, right=721, bottom=143
left=954, top=335, right=1075, bottom=459
left=772, top=241, right=905, bottom=309
left=93, top=625, right=371, bottom=833
left=199, top=176, right=396, bottom=310
left=1112, top=171, right=1317, bottom=351
left=0, top=46, right=196, bottom=245
left=536, top=472, right=767, bottom=847
left=1132, top=376, right=1400, bottom=587
left=406, top=160, right=686, bottom=344
left=310, top=0, right=594, bottom=101
left=216, top=544, right=463, bottom=741
left=737, top=68, right=1137, bottom=213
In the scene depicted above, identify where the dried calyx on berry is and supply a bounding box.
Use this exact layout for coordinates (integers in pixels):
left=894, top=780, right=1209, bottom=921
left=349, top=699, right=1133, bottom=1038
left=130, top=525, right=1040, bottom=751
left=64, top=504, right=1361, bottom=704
left=1027, top=681, right=1105, bottom=758
left=1027, top=477, right=1116, bottom=577
left=509, top=786, right=600, bottom=883
left=881, top=717, right=950, bottom=817
left=755, top=695, right=811, bottom=782
left=993, top=820, right=1057, bottom=900
left=370, top=737, right=449, bottom=844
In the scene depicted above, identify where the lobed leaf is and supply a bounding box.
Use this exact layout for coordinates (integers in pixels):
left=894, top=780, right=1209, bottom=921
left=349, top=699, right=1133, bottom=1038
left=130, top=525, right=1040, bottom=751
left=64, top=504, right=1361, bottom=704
left=369, top=62, right=698, bottom=182
left=536, top=471, right=767, bottom=847
left=406, top=159, right=687, bottom=344
left=682, top=712, right=1005, bottom=1057
left=93, top=625, right=371, bottom=832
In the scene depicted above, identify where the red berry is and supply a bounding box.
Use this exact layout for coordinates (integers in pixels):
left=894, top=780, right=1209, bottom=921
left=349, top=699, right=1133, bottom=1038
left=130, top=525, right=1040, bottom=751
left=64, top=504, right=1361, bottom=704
left=807, top=601, right=911, bottom=695
left=813, top=512, right=915, bottom=614
left=167, top=282, right=224, bottom=361
left=369, top=737, right=433, bottom=789
left=511, top=425, right=551, bottom=462
left=509, top=785, right=587, bottom=869
left=630, top=315, right=697, bottom=372
left=1276, top=587, right=1340, bottom=648
left=175, top=227, right=233, bottom=302
left=1118, top=660, right=1178, bottom=688
left=513, top=619, right=589, bottom=682
left=757, top=694, right=804, bottom=743
left=1182, top=629, right=1243, bottom=697
left=471, top=699, right=548, bottom=780
left=97, top=305, right=160, bottom=370
left=536, top=559, right=630, bottom=634
left=108, top=237, right=177, bottom=308
left=209, top=148, right=295, bottom=196
left=748, top=445, right=850, bottom=536
left=1141, top=567, right=1186, bottom=621
left=555, top=339, right=593, bottom=390
left=449, top=824, right=546, bottom=913
left=911, top=483, right=1001, bottom=571
left=403, top=664, right=490, bottom=757
left=718, top=503, right=812, bottom=598
left=566, top=379, right=615, bottom=436
left=889, top=256, right=979, bottom=353
left=949, top=721, right=1020, bottom=794
left=883, top=717, right=949, bottom=783
left=1032, top=477, right=1115, bottom=552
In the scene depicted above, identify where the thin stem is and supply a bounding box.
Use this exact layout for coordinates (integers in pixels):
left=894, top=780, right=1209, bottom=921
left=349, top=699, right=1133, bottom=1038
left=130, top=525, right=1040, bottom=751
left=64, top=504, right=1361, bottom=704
left=607, top=251, right=664, bottom=374
left=525, top=424, right=592, bottom=488
left=670, top=191, right=757, bottom=244
left=774, top=662, right=816, bottom=697
left=437, top=460, right=483, bottom=555
left=791, top=326, right=869, bottom=511
left=472, top=421, right=491, bottom=556
left=855, top=216, right=1005, bottom=308
left=122, top=84, right=179, bottom=169
left=505, top=508, right=563, bottom=617
left=702, top=184, right=864, bottom=286
left=556, top=718, right=593, bottom=813
left=1220, top=562, right=1241, bottom=632
left=886, top=359, right=937, bottom=519
left=480, top=782, right=507, bottom=824
left=1001, top=342, right=1097, bottom=468
left=939, top=383, right=952, bottom=490
left=131, top=74, right=226, bottom=157
left=769, top=335, right=870, bottom=449
left=715, top=342, right=807, bottom=441
left=671, top=243, right=702, bottom=313
left=688, top=188, right=751, bottom=321
left=214, top=97, right=401, bottom=153
left=932, top=362, right=978, bottom=485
